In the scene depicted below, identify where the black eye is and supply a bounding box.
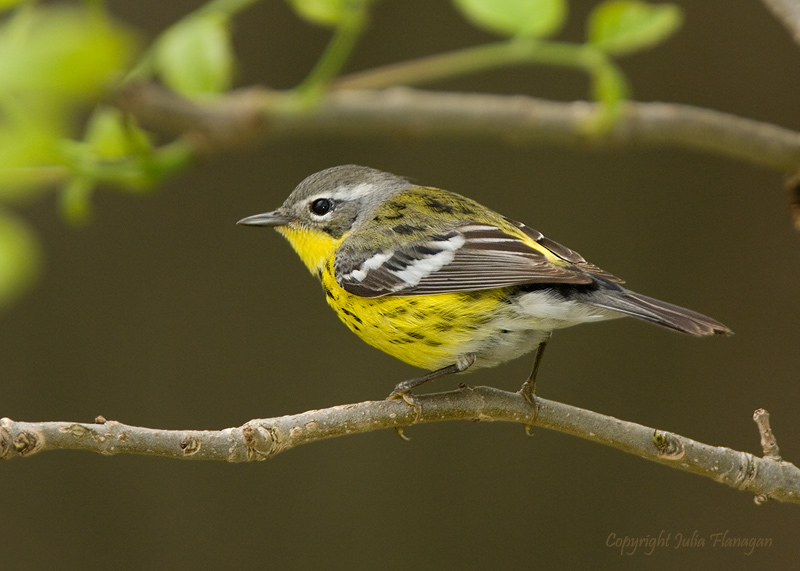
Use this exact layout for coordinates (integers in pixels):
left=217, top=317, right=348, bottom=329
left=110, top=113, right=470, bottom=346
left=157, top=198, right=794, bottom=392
left=310, top=198, right=333, bottom=216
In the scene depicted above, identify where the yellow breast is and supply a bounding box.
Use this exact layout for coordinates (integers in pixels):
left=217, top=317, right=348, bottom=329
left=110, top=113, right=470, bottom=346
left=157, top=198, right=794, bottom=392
left=319, top=257, right=509, bottom=370
left=276, top=222, right=514, bottom=371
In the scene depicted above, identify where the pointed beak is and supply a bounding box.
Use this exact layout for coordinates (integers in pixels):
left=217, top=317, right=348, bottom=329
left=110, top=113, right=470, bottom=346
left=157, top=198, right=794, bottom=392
left=237, top=210, right=291, bottom=227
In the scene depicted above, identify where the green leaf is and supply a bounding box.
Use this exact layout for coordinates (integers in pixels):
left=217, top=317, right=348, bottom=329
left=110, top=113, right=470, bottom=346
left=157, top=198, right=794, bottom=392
left=588, top=1, right=682, bottom=56
left=453, top=0, right=567, bottom=38
left=60, top=177, right=94, bottom=226
left=85, top=108, right=131, bottom=160
left=0, top=210, right=41, bottom=308
left=85, top=107, right=152, bottom=160
left=0, top=113, right=62, bottom=170
left=0, top=0, right=27, bottom=13
left=154, top=14, right=234, bottom=98
left=0, top=5, right=136, bottom=198
left=0, top=6, right=136, bottom=97
left=287, top=0, right=354, bottom=26
left=0, top=103, right=65, bottom=197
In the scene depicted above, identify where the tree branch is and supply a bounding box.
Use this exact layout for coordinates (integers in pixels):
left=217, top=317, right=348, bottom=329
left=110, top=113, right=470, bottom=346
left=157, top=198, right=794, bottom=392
left=3, top=387, right=798, bottom=504
left=762, top=0, right=800, bottom=47
left=114, top=83, right=800, bottom=173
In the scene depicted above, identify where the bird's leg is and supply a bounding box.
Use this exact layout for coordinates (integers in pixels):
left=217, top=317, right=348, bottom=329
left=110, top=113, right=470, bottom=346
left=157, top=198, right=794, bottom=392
left=518, top=333, right=551, bottom=411
left=388, top=353, right=477, bottom=423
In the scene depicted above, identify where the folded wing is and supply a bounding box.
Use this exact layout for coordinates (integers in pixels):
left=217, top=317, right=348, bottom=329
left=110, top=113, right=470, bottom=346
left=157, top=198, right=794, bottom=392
left=335, top=220, right=622, bottom=298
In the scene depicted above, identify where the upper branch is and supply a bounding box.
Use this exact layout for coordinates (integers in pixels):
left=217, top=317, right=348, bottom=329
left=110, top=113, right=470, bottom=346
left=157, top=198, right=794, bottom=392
left=114, top=83, right=800, bottom=173
left=3, top=387, right=799, bottom=505
left=762, top=0, right=800, bottom=47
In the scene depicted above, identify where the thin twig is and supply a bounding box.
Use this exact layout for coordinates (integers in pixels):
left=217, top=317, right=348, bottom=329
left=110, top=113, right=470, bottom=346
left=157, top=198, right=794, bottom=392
left=330, top=40, right=617, bottom=91
left=788, top=175, right=800, bottom=230
left=114, top=83, right=800, bottom=172
left=3, top=387, right=799, bottom=504
left=753, top=408, right=782, bottom=460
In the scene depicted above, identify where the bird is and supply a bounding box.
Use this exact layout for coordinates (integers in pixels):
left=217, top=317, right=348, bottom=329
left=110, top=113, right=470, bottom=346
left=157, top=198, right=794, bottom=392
left=238, top=165, right=731, bottom=417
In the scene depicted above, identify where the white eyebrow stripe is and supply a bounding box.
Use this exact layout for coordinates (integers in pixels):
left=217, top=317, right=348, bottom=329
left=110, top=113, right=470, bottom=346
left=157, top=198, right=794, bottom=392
left=303, top=183, right=379, bottom=214
left=331, top=182, right=377, bottom=201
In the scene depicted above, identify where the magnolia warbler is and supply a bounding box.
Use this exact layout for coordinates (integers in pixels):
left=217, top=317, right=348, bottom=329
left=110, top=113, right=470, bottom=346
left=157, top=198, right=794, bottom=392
left=239, top=165, right=730, bottom=415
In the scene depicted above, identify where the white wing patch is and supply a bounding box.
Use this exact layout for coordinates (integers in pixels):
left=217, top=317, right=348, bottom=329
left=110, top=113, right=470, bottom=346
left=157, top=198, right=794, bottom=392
left=339, top=234, right=465, bottom=289
left=386, top=234, right=465, bottom=288
left=347, top=251, right=392, bottom=282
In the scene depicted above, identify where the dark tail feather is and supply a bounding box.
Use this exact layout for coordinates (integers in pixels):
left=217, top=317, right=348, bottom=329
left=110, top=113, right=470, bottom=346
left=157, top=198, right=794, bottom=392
left=587, top=290, right=732, bottom=337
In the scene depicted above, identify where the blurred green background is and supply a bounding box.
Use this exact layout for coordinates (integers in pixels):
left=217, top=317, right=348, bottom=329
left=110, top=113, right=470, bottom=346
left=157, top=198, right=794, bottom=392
left=3, top=1, right=799, bottom=569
